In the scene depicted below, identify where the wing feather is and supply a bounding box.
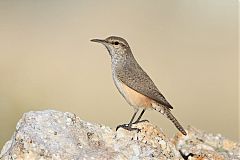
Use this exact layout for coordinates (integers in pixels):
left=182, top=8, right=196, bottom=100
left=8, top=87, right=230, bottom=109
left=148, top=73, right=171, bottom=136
left=115, top=61, right=173, bottom=109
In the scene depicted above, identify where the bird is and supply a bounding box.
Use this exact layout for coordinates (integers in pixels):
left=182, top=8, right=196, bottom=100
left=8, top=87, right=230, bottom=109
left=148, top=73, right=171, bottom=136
left=91, top=36, right=187, bottom=135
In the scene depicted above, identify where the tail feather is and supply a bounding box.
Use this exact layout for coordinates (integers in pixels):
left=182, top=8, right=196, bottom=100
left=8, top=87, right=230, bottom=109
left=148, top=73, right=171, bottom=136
left=165, top=109, right=187, bottom=135
left=152, top=103, right=187, bottom=135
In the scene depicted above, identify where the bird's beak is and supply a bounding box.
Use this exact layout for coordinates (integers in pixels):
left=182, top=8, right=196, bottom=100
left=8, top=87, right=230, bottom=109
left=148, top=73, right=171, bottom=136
left=90, top=39, right=107, bottom=44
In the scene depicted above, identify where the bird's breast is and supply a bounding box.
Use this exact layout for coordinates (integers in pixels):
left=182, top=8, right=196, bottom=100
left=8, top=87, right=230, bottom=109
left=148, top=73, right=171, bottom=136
left=112, top=72, right=153, bottom=109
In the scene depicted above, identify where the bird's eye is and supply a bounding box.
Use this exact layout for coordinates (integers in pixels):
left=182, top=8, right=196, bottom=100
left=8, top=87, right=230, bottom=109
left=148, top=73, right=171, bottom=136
left=114, top=41, right=119, bottom=45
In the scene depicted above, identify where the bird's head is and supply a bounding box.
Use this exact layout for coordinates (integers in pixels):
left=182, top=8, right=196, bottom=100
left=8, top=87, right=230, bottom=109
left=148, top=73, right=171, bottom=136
left=91, top=36, right=131, bottom=58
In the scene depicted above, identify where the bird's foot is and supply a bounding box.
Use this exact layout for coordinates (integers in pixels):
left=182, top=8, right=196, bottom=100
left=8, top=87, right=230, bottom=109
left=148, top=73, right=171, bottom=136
left=132, top=119, right=149, bottom=124
left=116, top=123, right=140, bottom=132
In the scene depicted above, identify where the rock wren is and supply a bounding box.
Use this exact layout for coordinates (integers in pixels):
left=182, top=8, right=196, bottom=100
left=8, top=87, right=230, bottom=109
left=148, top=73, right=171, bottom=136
left=91, top=36, right=187, bottom=135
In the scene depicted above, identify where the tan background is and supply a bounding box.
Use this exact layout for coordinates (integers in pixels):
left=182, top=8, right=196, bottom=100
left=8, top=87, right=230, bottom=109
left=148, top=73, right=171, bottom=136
left=0, top=0, right=238, bottom=148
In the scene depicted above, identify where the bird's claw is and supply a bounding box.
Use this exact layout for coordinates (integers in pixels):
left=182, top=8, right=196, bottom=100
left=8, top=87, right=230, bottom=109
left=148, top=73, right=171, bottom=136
left=116, top=124, right=140, bottom=132
left=133, top=119, right=149, bottom=124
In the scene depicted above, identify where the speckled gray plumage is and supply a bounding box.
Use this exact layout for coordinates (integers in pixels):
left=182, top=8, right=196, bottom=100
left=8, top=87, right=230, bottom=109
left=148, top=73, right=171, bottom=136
left=114, top=52, right=173, bottom=109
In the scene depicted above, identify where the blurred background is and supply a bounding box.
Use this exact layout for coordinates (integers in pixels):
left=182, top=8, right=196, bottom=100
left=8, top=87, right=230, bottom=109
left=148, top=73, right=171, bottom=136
left=0, top=0, right=238, bottom=148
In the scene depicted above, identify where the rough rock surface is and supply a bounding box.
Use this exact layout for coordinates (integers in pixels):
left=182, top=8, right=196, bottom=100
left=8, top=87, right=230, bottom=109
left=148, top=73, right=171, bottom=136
left=0, top=110, right=239, bottom=160
left=173, top=127, right=240, bottom=160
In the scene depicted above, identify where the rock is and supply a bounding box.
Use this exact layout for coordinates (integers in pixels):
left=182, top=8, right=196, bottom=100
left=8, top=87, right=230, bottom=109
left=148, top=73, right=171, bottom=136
left=173, top=126, right=240, bottom=160
left=0, top=110, right=182, bottom=160
left=0, top=110, right=239, bottom=160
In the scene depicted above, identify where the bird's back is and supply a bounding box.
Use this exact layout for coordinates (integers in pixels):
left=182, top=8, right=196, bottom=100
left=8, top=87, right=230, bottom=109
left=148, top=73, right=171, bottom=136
left=114, top=56, right=173, bottom=109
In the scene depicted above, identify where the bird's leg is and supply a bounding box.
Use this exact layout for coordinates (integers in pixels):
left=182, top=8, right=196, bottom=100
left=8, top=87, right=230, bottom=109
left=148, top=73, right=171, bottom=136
left=133, top=109, right=149, bottom=124
left=116, top=109, right=140, bottom=131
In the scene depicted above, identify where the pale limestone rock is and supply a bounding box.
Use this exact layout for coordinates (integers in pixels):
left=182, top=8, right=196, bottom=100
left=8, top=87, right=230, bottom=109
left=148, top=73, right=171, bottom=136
left=1, top=110, right=239, bottom=160
left=173, top=126, right=240, bottom=160
left=0, top=110, right=182, bottom=160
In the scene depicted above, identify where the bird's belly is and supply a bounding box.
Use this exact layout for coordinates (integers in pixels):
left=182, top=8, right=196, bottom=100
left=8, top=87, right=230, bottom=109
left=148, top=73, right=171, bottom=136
left=113, top=76, right=153, bottom=108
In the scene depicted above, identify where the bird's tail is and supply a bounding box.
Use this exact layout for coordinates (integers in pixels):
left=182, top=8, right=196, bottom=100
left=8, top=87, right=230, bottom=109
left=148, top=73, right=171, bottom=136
left=165, top=109, right=187, bottom=135
left=152, top=103, right=187, bottom=135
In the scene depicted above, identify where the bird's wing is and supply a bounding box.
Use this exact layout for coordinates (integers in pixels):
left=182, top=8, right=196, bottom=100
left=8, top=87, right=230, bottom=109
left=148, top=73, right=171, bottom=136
left=115, top=62, right=173, bottom=109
